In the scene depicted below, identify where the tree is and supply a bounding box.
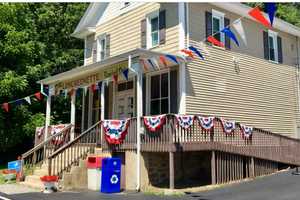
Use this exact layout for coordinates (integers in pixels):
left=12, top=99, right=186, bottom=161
left=0, top=3, right=87, bottom=162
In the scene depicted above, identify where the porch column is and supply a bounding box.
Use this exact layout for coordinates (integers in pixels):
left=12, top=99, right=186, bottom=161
left=100, top=81, right=105, bottom=120
left=88, top=89, right=93, bottom=127
left=70, top=92, right=76, bottom=140
left=135, top=55, right=143, bottom=191
left=169, top=152, right=175, bottom=189
left=178, top=62, right=186, bottom=114
left=81, top=88, right=86, bottom=132
left=44, top=94, right=51, bottom=142
left=250, top=157, right=255, bottom=177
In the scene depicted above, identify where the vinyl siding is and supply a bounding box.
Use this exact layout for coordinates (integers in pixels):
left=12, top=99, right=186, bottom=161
left=186, top=3, right=299, bottom=137
left=93, top=3, right=179, bottom=59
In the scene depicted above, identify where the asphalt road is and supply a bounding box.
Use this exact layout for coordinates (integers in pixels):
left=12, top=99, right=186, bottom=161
left=1, top=169, right=300, bottom=200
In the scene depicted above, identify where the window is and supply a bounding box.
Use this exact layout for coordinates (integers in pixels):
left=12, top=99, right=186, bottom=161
left=97, top=36, right=106, bottom=62
left=268, top=31, right=278, bottom=62
left=147, top=12, right=159, bottom=48
left=149, top=72, right=169, bottom=115
left=212, top=10, right=225, bottom=44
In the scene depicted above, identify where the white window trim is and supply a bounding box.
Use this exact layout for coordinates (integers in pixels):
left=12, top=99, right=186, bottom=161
left=96, top=34, right=106, bottom=62
left=212, top=9, right=225, bottom=44
left=146, top=10, right=160, bottom=49
left=268, top=30, right=279, bottom=63
left=146, top=69, right=170, bottom=115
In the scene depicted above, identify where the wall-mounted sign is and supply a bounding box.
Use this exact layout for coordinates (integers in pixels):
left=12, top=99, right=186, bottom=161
left=55, top=61, right=128, bottom=92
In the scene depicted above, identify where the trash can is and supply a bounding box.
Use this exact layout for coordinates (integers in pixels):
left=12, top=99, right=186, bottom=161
left=87, top=156, right=103, bottom=191
left=101, top=157, right=121, bottom=193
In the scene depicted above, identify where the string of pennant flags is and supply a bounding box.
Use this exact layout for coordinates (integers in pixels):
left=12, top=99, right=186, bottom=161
left=1, top=3, right=277, bottom=113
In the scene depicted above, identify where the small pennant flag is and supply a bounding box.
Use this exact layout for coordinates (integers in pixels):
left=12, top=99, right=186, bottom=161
left=248, top=7, right=271, bottom=28
left=34, top=92, right=43, bottom=101
left=159, top=55, right=168, bottom=67
left=97, top=81, right=102, bottom=91
left=140, top=59, right=149, bottom=72
left=64, top=89, right=68, bottom=98
left=180, top=49, right=195, bottom=58
left=43, top=85, right=49, bottom=96
left=151, top=58, right=160, bottom=70
left=147, top=59, right=156, bottom=70
left=24, top=96, right=31, bottom=105
left=221, top=27, right=239, bottom=47
left=232, top=19, right=247, bottom=46
left=76, top=88, right=81, bottom=97
left=165, top=55, right=178, bottom=64
left=15, top=99, right=23, bottom=106
left=2, top=103, right=9, bottom=112
left=122, top=69, right=129, bottom=81
left=68, top=88, right=75, bottom=97
left=90, top=84, right=97, bottom=93
left=83, top=86, right=88, bottom=96
left=188, top=46, right=204, bottom=60
left=207, top=36, right=225, bottom=47
left=266, top=3, right=276, bottom=26
left=113, top=74, right=118, bottom=83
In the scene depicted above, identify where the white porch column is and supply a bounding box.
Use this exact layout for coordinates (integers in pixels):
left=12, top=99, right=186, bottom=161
left=88, top=89, right=93, bottom=127
left=81, top=89, right=86, bottom=132
left=70, top=92, right=76, bottom=140
left=44, top=94, right=51, bottom=142
left=100, top=82, right=105, bottom=120
left=178, top=2, right=186, bottom=114
left=135, top=58, right=143, bottom=191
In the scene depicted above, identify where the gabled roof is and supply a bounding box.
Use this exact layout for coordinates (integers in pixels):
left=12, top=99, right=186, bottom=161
left=72, top=2, right=300, bottom=39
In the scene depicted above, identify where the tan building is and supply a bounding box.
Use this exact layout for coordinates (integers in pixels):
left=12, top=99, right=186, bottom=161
left=24, top=2, right=300, bottom=191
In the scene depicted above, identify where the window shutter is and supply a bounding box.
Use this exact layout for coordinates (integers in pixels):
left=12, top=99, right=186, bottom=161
left=159, top=9, right=166, bottom=45
left=205, top=11, right=212, bottom=41
left=92, top=40, right=97, bottom=63
left=277, top=36, right=283, bottom=64
left=105, top=34, right=110, bottom=58
left=170, top=70, right=178, bottom=113
left=224, top=17, right=231, bottom=50
left=141, top=19, right=147, bottom=49
left=263, top=31, right=269, bottom=60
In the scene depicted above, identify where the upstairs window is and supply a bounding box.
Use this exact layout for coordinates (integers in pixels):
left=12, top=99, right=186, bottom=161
left=97, top=34, right=110, bottom=62
left=268, top=31, right=278, bottom=62
left=99, top=38, right=106, bottom=61
left=212, top=9, right=225, bottom=44
left=263, top=30, right=282, bottom=63
left=147, top=11, right=159, bottom=48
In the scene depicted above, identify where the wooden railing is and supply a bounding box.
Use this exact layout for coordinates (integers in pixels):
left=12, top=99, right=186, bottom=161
left=139, top=114, right=300, bottom=166
left=21, top=124, right=72, bottom=171
left=48, top=121, right=101, bottom=177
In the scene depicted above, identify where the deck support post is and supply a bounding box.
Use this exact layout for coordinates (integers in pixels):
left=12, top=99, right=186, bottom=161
left=88, top=88, right=93, bottom=128
left=70, top=91, right=76, bottom=140
left=250, top=157, right=255, bottom=177
left=211, top=151, right=216, bottom=185
left=44, top=94, right=51, bottom=142
left=169, top=152, right=175, bottom=189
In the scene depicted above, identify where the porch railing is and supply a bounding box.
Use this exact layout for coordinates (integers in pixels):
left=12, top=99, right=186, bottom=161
left=48, top=121, right=101, bottom=177
left=21, top=124, right=72, bottom=172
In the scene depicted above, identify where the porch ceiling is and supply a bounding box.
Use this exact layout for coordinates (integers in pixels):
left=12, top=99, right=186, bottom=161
left=38, top=48, right=186, bottom=86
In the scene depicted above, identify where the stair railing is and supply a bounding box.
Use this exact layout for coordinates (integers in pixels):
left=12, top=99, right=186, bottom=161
left=48, top=121, right=101, bottom=177
left=21, top=124, right=73, bottom=175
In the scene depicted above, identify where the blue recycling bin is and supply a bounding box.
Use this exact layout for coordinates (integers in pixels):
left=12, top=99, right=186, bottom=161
left=100, top=158, right=121, bottom=193
left=8, top=160, right=21, bottom=172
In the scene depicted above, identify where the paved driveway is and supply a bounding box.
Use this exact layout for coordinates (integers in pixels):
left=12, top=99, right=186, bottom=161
left=1, top=169, right=300, bottom=200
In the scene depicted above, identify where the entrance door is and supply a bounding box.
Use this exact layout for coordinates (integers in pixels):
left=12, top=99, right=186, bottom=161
left=116, top=80, right=135, bottom=119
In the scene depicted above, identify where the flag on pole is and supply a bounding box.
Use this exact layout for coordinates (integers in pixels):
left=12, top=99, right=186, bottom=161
left=266, top=3, right=276, bottom=26
left=165, top=55, right=178, bottom=64
left=232, top=19, right=247, bottom=46
left=24, top=96, right=31, bottom=105
left=221, top=27, right=240, bottom=47
left=207, top=36, right=225, bottom=47
left=2, top=103, right=9, bottom=112
left=188, top=46, right=204, bottom=60
left=248, top=7, right=271, bottom=28
left=34, top=92, right=43, bottom=101
left=122, top=69, right=129, bottom=81
left=159, top=55, right=168, bottom=67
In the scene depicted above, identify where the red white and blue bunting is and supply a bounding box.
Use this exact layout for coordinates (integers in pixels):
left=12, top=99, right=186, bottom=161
left=102, top=119, right=129, bottom=144
left=221, top=118, right=236, bottom=134
left=240, top=124, right=253, bottom=139
left=175, top=115, right=194, bottom=129
left=197, top=116, right=215, bottom=130
left=143, top=114, right=166, bottom=132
